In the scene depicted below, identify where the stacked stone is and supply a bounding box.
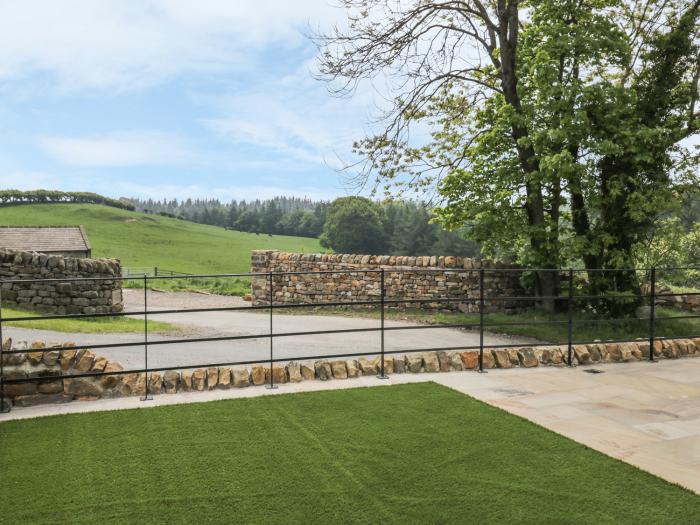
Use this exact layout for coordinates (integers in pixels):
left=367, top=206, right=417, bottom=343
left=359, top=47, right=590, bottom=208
left=251, top=250, right=525, bottom=312
left=3, top=337, right=700, bottom=409
left=0, top=249, right=122, bottom=314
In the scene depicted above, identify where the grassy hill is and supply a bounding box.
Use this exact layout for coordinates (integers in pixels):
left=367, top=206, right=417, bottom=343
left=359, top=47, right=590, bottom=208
left=0, top=203, right=322, bottom=294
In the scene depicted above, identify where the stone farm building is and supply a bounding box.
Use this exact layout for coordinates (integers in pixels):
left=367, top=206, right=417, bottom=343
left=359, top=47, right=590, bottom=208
left=0, top=226, right=92, bottom=258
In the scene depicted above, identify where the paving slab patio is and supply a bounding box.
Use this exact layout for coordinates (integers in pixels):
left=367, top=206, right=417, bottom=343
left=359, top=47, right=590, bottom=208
left=2, top=357, right=700, bottom=494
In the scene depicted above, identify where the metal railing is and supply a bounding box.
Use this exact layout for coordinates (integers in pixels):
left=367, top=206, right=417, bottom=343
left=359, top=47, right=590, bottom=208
left=1, top=266, right=699, bottom=412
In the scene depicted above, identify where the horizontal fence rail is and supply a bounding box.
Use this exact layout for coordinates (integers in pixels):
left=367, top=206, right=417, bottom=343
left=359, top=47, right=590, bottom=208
left=1, top=266, right=699, bottom=412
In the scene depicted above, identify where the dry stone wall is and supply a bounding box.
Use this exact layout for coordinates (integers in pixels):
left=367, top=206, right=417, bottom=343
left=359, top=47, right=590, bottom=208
left=2, top=336, right=699, bottom=409
left=251, top=250, right=527, bottom=312
left=0, top=249, right=122, bottom=314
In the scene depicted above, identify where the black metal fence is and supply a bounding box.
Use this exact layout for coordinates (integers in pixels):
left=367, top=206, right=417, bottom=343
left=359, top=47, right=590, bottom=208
left=1, top=266, right=699, bottom=413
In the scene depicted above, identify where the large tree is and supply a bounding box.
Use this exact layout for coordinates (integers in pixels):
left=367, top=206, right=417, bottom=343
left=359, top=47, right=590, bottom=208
left=315, top=0, right=700, bottom=311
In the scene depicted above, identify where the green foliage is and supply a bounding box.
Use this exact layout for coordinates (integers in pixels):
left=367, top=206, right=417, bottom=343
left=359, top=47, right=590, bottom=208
left=0, top=189, right=134, bottom=210
left=320, top=196, right=389, bottom=253
left=128, top=196, right=328, bottom=238
left=1, top=307, right=176, bottom=333
left=2, top=383, right=699, bottom=524
left=320, top=1, right=700, bottom=298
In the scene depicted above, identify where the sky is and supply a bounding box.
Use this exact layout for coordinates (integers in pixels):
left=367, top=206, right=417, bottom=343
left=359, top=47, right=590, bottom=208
left=0, top=0, right=379, bottom=202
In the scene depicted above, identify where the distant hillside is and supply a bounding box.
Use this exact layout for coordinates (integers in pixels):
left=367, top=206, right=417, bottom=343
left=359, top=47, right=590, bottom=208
left=0, top=203, right=322, bottom=275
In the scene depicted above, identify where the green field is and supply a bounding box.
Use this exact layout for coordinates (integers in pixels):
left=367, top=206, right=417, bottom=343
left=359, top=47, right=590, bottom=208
left=0, top=383, right=697, bottom=524
left=2, top=307, right=177, bottom=334
left=0, top=203, right=322, bottom=295
left=286, top=305, right=700, bottom=344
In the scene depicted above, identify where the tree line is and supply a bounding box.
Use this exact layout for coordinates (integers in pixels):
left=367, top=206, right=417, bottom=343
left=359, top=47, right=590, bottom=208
left=0, top=190, right=135, bottom=210
left=127, top=195, right=481, bottom=257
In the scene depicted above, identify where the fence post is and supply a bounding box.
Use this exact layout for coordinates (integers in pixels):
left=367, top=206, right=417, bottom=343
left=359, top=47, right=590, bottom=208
left=266, top=271, right=278, bottom=389
left=154, top=267, right=158, bottom=277
left=0, top=283, right=8, bottom=414
left=141, top=274, right=152, bottom=401
left=567, top=268, right=574, bottom=367
left=649, top=267, right=656, bottom=363
left=478, top=268, right=486, bottom=373
left=377, top=269, right=389, bottom=379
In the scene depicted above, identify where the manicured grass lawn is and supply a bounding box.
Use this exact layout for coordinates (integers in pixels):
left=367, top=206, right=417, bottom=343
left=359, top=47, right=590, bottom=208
left=1, top=383, right=698, bottom=524
left=2, top=307, right=177, bottom=334
left=285, top=305, right=700, bottom=344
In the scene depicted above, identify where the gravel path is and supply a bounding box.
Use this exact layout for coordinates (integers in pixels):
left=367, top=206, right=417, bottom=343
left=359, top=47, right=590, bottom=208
left=5, top=291, right=540, bottom=370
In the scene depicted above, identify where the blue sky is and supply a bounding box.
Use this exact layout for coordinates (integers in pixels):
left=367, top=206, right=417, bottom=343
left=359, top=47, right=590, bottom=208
left=0, top=1, right=377, bottom=202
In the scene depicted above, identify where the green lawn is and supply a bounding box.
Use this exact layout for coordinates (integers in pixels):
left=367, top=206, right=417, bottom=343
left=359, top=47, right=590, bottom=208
left=283, top=305, right=700, bottom=344
left=2, top=307, right=177, bottom=334
left=0, top=203, right=322, bottom=294
left=1, top=383, right=697, bottom=524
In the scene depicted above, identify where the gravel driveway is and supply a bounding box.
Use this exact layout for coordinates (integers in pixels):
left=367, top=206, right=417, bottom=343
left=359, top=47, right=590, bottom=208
left=5, top=290, right=538, bottom=370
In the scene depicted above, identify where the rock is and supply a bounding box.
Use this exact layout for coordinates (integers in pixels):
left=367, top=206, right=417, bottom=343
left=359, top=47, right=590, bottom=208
left=619, top=342, right=639, bottom=361
left=393, top=357, right=406, bottom=374
left=663, top=340, right=680, bottom=359
left=74, top=350, right=96, bottom=372
left=231, top=368, right=250, bottom=388
left=437, top=351, right=451, bottom=372
left=538, top=347, right=562, bottom=366
left=192, top=369, right=207, bottom=391
left=406, top=354, right=423, bottom=373
left=372, top=356, right=393, bottom=375
left=91, top=356, right=108, bottom=372
left=217, top=368, right=232, bottom=389
left=13, top=393, right=72, bottom=407
left=3, top=371, right=36, bottom=397
left=27, top=341, right=45, bottom=365
left=573, top=345, right=591, bottom=365
left=37, top=379, right=64, bottom=394
left=265, top=366, right=287, bottom=385
left=42, top=350, right=60, bottom=366
left=460, top=351, right=479, bottom=370
left=447, top=351, right=463, bottom=371
left=300, top=363, right=315, bottom=381
left=358, top=358, right=377, bottom=376
left=481, top=351, right=495, bottom=369
left=59, top=349, right=77, bottom=370
left=286, top=362, right=302, bottom=383
left=206, top=367, right=219, bottom=390
left=148, top=373, right=163, bottom=395
left=345, top=360, right=359, bottom=377
left=100, top=361, right=124, bottom=389
left=492, top=349, right=512, bottom=369
left=180, top=370, right=193, bottom=391
left=517, top=347, right=538, bottom=368
left=64, top=378, right=103, bottom=397
left=251, top=365, right=266, bottom=386
left=606, top=343, right=623, bottom=361
left=502, top=348, right=518, bottom=366
left=314, top=360, right=332, bottom=381
left=163, top=370, right=180, bottom=394
left=331, top=361, right=348, bottom=379
left=422, top=352, right=440, bottom=372
left=586, top=344, right=602, bottom=363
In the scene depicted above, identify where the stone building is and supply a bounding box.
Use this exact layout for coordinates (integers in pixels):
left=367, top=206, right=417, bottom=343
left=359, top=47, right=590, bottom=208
left=0, top=226, right=92, bottom=258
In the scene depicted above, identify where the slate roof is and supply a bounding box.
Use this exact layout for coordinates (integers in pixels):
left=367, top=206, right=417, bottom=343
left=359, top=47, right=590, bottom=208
left=0, top=226, right=91, bottom=253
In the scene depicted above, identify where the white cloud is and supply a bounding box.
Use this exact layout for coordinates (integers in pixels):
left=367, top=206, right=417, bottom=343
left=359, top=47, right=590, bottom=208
left=40, top=131, right=192, bottom=167
left=0, top=0, right=340, bottom=92
left=202, top=59, right=379, bottom=169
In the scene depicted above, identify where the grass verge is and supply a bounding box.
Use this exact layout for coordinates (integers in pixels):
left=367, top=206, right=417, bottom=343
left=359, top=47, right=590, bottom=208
left=0, top=383, right=698, bottom=524
left=281, top=305, right=700, bottom=344
left=1, top=307, right=178, bottom=334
